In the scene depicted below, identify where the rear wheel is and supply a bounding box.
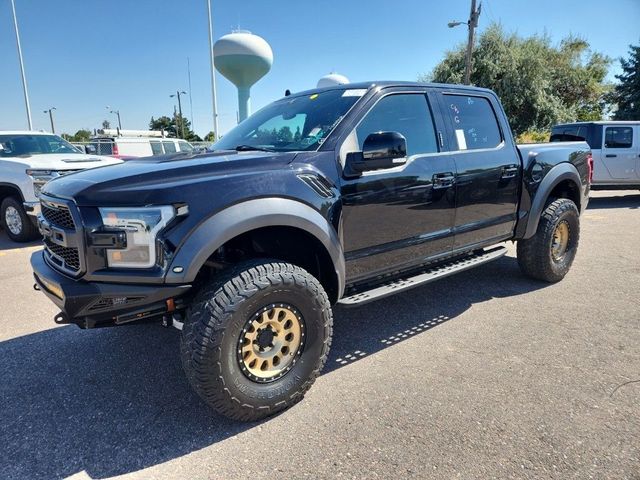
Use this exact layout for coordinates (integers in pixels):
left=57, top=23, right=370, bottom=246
left=180, top=260, right=333, bottom=421
left=517, top=198, right=580, bottom=282
left=1, top=197, right=39, bottom=243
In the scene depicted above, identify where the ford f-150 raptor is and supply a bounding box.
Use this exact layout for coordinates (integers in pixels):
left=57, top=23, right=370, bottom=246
left=31, top=82, right=592, bottom=421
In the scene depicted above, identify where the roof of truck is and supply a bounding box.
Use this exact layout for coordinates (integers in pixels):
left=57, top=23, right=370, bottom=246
left=554, top=121, right=640, bottom=126
left=286, top=81, right=495, bottom=99
left=0, top=130, right=52, bottom=135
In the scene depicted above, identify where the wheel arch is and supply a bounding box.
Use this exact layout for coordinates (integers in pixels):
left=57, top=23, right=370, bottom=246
left=165, top=198, right=345, bottom=302
left=522, top=163, right=583, bottom=239
left=0, top=183, right=25, bottom=204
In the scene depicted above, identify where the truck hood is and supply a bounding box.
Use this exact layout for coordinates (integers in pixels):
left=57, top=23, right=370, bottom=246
left=41, top=151, right=298, bottom=206
left=1, top=153, right=121, bottom=170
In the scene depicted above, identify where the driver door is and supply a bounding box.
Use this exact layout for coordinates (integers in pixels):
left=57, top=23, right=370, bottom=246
left=338, top=90, right=457, bottom=283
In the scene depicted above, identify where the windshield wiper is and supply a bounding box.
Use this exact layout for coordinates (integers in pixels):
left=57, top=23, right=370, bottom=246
left=234, top=145, right=275, bottom=152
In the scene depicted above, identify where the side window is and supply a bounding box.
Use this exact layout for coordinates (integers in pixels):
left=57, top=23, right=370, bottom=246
left=604, top=127, right=633, bottom=148
left=445, top=95, right=502, bottom=150
left=178, top=141, right=193, bottom=152
left=162, top=141, right=177, bottom=153
left=355, top=94, right=437, bottom=156
left=150, top=141, right=163, bottom=155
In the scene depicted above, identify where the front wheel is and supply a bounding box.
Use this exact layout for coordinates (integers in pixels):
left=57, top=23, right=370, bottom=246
left=1, top=197, right=40, bottom=242
left=180, top=260, right=333, bottom=421
left=517, top=198, right=580, bottom=283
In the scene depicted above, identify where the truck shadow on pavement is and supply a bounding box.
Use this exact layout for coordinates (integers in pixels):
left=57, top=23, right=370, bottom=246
left=587, top=192, right=640, bottom=210
left=0, top=230, right=41, bottom=251
left=0, top=255, right=547, bottom=479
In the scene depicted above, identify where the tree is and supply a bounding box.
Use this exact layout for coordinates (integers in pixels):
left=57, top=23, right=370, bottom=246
left=62, top=129, right=91, bottom=142
left=423, top=24, right=611, bottom=135
left=101, top=119, right=111, bottom=129
left=609, top=44, right=640, bottom=120
left=204, top=131, right=216, bottom=142
left=149, top=113, right=201, bottom=141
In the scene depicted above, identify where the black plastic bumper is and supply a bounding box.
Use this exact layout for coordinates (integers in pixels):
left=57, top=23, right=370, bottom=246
left=31, top=251, right=191, bottom=328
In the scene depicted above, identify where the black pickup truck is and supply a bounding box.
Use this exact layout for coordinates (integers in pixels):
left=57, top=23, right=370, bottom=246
left=31, top=82, right=591, bottom=421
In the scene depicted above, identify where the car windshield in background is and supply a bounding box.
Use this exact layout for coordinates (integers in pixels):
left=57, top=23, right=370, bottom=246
left=210, top=88, right=365, bottom=153
left=0, top=134, right=80, bottom=157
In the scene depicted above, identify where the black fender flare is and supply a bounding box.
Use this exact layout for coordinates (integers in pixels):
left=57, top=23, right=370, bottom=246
left=522, top=162, right=583, bottom=239
left=165, top=198, right=345, bottom=296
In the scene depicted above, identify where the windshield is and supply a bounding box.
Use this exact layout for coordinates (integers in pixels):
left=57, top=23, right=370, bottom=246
left=211, top=88, right=364, bottom=152
left=0, top=134, right=81, bottom=157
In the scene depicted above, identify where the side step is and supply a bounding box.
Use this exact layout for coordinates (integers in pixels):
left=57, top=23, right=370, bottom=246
left=338, top=246, right=508, bottom=306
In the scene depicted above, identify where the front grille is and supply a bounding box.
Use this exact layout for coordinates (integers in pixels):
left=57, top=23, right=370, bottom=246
left=42, top=203, right=75, bottom=230
left=44, top=238, right=80, bottom=272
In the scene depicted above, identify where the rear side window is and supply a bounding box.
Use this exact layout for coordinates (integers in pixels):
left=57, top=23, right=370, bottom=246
left=162, top=141, right=177, bottom=153
left=178, top=141, right=193, bottom=152
left=604, top=127, right=633, bottom=148
left=550, top=125, right=588, bottom=142
left=356, top=94, right=438, bottom=156
left=445, top=95, right=502, bottom=150
left=150, top=141, right=163, bottom=155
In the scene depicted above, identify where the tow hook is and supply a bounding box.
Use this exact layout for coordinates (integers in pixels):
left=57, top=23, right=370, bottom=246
left=53, top=312, right=70, bottom=325
left=33, top=283, right=41, bottom=291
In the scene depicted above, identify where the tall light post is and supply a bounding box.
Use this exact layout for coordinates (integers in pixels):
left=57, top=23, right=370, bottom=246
left=170, top=91, right=187, bottom=138
left=207, top=0, right=219, bottom=140
left=43, top=107, right=56, bottom=133
left=448, top=0, right=482, bottom=85
left=106, top=106, right=122, bottom=130
left=10, top=0, right=33, bottom=129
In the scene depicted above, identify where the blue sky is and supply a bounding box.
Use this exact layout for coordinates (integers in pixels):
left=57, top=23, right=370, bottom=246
left=1, top=0, right=638, bottom=138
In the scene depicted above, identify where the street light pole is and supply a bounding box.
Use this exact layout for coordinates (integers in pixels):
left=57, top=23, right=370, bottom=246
left=448, top=0, right=482, bottom=85
left=10, top=0, right=33, bottom=130
left=207, top=0, right=219, bottom=140
left=44, top=107, right=56, bottom=133
left=170, top=91, right=187, bottom=138
left=106, top=107, right=122, bottom=130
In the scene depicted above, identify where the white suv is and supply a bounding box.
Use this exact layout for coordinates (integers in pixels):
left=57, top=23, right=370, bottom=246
left=0, top=131, right=122, bottom=242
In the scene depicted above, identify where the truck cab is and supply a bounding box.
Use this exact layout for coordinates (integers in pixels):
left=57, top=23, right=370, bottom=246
left=551, top=121, right=640, bottom=189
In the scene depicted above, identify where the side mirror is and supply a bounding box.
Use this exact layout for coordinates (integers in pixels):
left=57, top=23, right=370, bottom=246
left=344, top=131, right=407, bottom=177
left=85, top=145, right=96, bottom=154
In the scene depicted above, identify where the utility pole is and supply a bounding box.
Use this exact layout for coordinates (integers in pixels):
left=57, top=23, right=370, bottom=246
left=106, top=106, right=122, bottom=130
left=10, top=0, right=33, bottom=129
left=44, top=107, right=56, bottom=133
left=207, top=0, right=219, bottom=140
left=448, top=0, right=482, bottom=85
left=170, top=91, right=187, bottom=138
left=187, top=57, right=194, bottom=134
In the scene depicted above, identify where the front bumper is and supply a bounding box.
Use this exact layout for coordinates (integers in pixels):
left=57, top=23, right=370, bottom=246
left=23, top=201, right=41, bottom=217
left=31, top=251, right=191, bottom=328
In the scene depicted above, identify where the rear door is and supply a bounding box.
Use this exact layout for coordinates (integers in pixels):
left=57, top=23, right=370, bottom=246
left=602, top=125, right=636, bottom=180
left=436, top=90, right=520, bottom=249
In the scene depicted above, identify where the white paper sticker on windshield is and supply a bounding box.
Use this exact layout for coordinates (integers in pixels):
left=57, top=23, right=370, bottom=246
left=342, top=89, right=367, bottom=97
left=455, top=129, right=467, bottom=150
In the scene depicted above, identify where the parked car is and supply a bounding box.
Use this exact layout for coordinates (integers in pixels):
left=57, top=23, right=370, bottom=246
left=89, top=129, right=194, bottom=159
left=31, top=82, right=591, bottom=421
left=0, top=131, right=122, bottom=242
left=550, top=121, right=639, bottom=190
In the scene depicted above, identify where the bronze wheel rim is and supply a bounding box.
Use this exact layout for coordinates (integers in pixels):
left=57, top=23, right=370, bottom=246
left=237, top=304, right=305, bottom=383
left=551, top=220, right=570, bottom=261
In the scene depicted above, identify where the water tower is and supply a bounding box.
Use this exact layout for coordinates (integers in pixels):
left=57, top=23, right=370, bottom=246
left=317, top=73, right=350, bottom=88
left=214, top=30, right=273, bottom=122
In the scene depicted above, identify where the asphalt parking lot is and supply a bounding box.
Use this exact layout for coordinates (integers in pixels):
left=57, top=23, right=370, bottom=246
left=0, top=190, right=638, bottom=480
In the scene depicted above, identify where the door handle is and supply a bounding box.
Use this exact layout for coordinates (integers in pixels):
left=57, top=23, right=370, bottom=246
left=605, top=154, right=617, bottom=158
left=432, top=172, right=455, bottom=189
left=501, top=164, right=519, bottom=179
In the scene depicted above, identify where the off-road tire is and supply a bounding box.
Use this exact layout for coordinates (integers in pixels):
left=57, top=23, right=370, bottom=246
left=1, top=196, right=39, bottom=242
left=180, top=259, right=333, bottom=421
left=517, top=198, right=580, bottom=283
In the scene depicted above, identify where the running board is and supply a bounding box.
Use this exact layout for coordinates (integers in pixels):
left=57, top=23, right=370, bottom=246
left=338, top=246, right=508, bottom=306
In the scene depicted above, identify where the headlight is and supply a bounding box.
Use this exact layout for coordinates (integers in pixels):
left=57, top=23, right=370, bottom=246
left=26, top=169, right=54, bottom=197
left=99, top=206, right=175, bottom=268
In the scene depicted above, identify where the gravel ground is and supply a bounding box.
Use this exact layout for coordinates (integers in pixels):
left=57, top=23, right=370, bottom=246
left=0, top=190, right=638, bottom=480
